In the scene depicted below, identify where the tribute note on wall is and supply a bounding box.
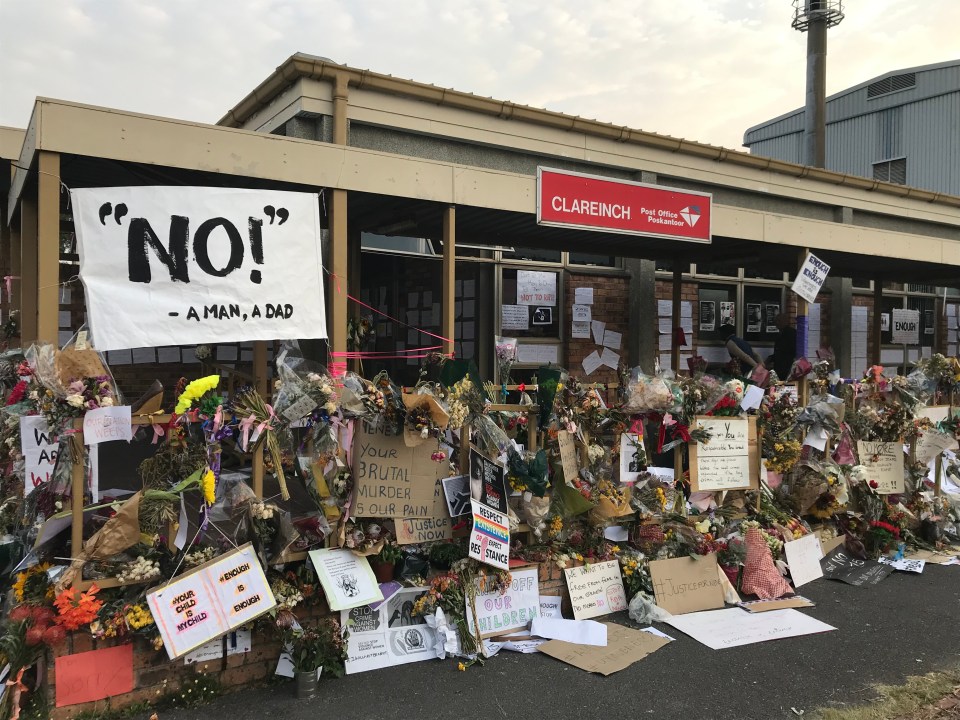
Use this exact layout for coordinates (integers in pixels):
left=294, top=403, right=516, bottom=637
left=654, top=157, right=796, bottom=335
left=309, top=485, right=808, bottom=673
left=689, top=417, right=757, bottom=492
left=856, top=441, right=905, bottom=495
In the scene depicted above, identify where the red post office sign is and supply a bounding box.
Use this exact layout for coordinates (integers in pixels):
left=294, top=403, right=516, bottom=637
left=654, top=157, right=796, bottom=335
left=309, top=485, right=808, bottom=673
left=537, top=168, right=712, bottom=243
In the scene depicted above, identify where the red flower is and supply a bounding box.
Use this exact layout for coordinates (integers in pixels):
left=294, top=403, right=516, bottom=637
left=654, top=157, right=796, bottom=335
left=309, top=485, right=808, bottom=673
left=869, top=480, right=879, bottom=489
left=5, top=380, right=27, bottom=406
left=8, top=605, right=32, bottom=623
left=517, top=383, right=526, bottom=393
left=43, top=625, right=67, bottom=646
left=25, top=626, right=45, bottom=646
left=32, top=607, right=55, bottom=626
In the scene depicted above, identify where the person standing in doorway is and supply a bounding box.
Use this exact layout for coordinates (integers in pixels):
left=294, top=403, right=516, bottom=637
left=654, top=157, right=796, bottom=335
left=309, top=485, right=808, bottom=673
left=771, top=313, right=798, bottom=380
left=719, top=324, right=764, bottom=373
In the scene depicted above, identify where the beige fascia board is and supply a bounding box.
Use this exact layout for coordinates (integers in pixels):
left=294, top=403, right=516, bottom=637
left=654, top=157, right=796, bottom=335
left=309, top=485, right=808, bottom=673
left=6, top=106, right=39, bottom=225
left=242, top=78, right=332, bottom=134
left=0, top=126, right=26, bottom=161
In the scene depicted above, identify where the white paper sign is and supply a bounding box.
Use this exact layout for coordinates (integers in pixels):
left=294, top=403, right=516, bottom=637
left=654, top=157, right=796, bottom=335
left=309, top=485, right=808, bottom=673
left=516, top=270, right=557, bottom=306
left=71, top=187, right=327, bottom=350
left=82, top=405, right=132, bottom=444
left=183, top=629, right=251, bottom=665
left=147, top=544, right=276, bottom=660
left=468, top=567, right=540, bottom=637
left=563, top=560, right=627, bottom=620
left=574, top=288, right=594, bottom=305
left=783, top=533, right=824, bottom=587
left=879, top=557, right=925, bottom=573
left=20, top=416, right=58, bottom=497
left=891, top=308, right=920, bottom=345
left=599, top=347, right=620, bottom=370
left=857, top=441, right=905, bottom=495
left=530, top=617, right=607, bottom=646
left=582, top=351, right=603, bottom=376
left=693, top=418, right=751, bottom=491
left=309, top=549, right=384, bottom=611
left=342, top=587, right=438, bottom=674
left=571, top=321, right=591, bottom=338
left=572, top=304, right=591, bottom=323
left=539, top=596, right=562, bottom=619
left=602, top=329, right=622, bottom=350
left=666, top=608, right=836, bottom=650
left=501, top=304, right=529, bottom=330
left=790, top=251, right=830, bottom=304
left=740, top=384, right=765, bottom=411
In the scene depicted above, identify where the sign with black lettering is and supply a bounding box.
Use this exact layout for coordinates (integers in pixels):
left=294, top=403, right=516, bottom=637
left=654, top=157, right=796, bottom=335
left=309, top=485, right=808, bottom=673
left=565, top=560, right=628, bottom=620
left=820, top=547, right=893, bottom=586
left=857, top=440, right=905, bottom=494
left=20, top=415, right=58, bottom=497
left=469, top=499, right=510, bottom=570
left=71, top=187, right=326, bottom=351
left=648, top=554, right=724, bottom=615
left=790, top=251, right=831, bottom=304
left=147, top=543, right=275, bottom=659
left=689, top=416, right=759, bottom=492
left=891, top=308, right=920, bottom=345
left=353, top=424, right=444, bottom=518
left=341, top=586, right=437, bottom=674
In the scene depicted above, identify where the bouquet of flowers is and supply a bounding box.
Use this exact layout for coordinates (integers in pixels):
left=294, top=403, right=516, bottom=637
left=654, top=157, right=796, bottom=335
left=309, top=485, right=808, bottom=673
left=339, top=372, right=386, bottom=422
left=495, top=336, right=517, bottom=394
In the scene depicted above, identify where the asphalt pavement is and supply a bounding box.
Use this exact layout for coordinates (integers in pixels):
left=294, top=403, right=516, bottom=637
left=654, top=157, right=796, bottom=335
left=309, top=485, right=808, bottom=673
left=141, top=564, right=960, bottom=720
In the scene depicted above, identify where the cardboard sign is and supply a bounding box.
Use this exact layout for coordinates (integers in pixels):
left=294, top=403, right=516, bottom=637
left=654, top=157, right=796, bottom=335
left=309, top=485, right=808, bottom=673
left=821, top=547, right=893, bottom=586
left=342, top=587, right=438, bottom=674
left=516, top=269, right=557, bottom=306
left=537, top=622, right=670, bottom=675
left=55, top=644, right=134, bottom=707
left=441, top=474, right=471, bottom=518
left=564, top=560, right=627, bottom=620
left=666, top=608, right=836, bottom=650
left=557, top=430, right=580, bottom=482
left=891, top=308, right=920, bottom=345
left=82, top=405, right=132, bottom=444
left=147, top=543, right=276, bottom=659
left=395, top=476, right=453, bottom=544
left=470, top=449, right=509, bottom=514
left=353, top=423, right=445, bottom=518
left=468, top=499, right=510, bottom=570
left=71, top=186, right=326, bottom=351
left=309, top=548, right=384, bottom=611
left=857, top=441, right=905, bottom=494
left=738, top=597, right=815, bottom=613
left=783, top=533, right=824, bottom=587
left=689, top=416, right=758, bottom=492
left=468, top=567, right=540, bottom=638
left=790, top=251, right=830, bottom=304
left=648, top=554, right=724, bottom=615
left=20, top=415, right=58, bottom=497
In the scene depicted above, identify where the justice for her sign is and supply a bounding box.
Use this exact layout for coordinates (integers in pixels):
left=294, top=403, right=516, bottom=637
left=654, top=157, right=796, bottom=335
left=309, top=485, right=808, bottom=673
left=71, top=187, right=327, bottom=351
left=537, top=168, right=711, bottom=243
left=147, top=543, right=276, bottom=659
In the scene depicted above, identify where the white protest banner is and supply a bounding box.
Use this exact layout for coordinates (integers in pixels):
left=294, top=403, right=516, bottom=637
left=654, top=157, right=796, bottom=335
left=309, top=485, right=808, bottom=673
left=147, top=543, right=275, bottom=660
left=790, top=251, right=830, bottom=304
left=468, top=499, right=510, bottom=570
left=309, top=549, right=384, bottom=611
left=71, top=187, right=326, bottom=351
left=891, top=308, right=920, bottom=345
left=82, top=406, right=132, bottom=445
left=516, top=270, right=557, bottom=306
left=468, top=567, right=540, bottom=638
left=563, top=560, right=627, bottom=620
left=857, top=440, right=905, bottom=494
left=341, top=587, right=438, bottom=674
left=665, top=607, right=835, bottom=650
left=20, top=416, right=58, bottom=497
left=689, top=417, right=757, bottom=492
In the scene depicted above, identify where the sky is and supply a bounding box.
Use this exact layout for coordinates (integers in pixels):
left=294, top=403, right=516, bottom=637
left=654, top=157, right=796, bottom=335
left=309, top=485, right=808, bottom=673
left=1, top=0, right=957, bottom=149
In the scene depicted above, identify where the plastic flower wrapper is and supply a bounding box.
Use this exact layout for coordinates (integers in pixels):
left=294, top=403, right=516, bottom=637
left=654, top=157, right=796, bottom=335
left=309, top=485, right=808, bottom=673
left=506, top=446, right=549, bottom=498
left=470, top=413, right=511, bottom=461
left=372, top=371, right=405, bottom=435
left=401, top=386, right=450, bottom=447
left=537, top=366, right=567, bottom=429
left=272, top=344, right=337, bottom=423
left=494, top=336, right=518, bottom=396
left=623, top=368, right=680, bottom=414
left=26, top=326, right=122, bottom=407
left=339, top=372, right=385, bottom=423
left=628, top=592, right=673, bottom=625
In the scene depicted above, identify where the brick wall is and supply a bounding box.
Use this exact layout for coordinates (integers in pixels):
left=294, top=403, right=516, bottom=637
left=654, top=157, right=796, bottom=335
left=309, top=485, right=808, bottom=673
left=565, top=273, right=629, bottom=386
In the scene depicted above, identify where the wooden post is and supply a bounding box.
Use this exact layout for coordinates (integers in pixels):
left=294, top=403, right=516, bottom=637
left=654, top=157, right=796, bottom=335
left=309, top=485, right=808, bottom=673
left=252, top=341, right=268, bottom=498
left=37, top=152, right=61, bottom=344
left=19, top=195, right=37, bottom=345
left=70, top=435, right=85, bottom=559
left=328, top=189, right=349, bottom=366
left=795, top=250, right=809, bottom=407
left=671, top=263, right=682, bottom=373
left=442, top=206, right=456, bottom=358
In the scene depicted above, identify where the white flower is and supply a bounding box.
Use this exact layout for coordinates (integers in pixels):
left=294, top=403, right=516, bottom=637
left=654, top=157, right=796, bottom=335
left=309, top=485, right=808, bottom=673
left=100, top=396, right=114, bottom=407
left=66, top=394, right=85, bottom=408
left=324, top=401, right=337, bottom=414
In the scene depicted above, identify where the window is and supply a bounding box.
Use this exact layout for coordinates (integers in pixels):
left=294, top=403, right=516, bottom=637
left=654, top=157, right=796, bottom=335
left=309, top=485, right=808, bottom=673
left=872, top=158, right=907, bottom=185
left=500, top=246, right=562, bottom=263
left=500, top=268, right=560, bottom=339
left=568, top=251, right=617, bottom=268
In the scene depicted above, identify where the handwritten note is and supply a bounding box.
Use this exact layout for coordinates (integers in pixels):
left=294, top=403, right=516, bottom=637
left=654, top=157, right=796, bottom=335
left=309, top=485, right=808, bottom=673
left=83, top=405, right=132, bottom=444
left=558, top=430, right=580, bottom=482
left=783, top=533, right=824, bottom=587
left=516, top=270, right=557, bottom=306
left=690, top=417, right=753, bottom=491
left=55, top=644, right=134, bottom=707
left=564, top=560, right=627, bottom=620
left=574, top=287, right=594, bottom=305
left=649, top=555, right=724, bottom=615
left=666, top=608, right=835, bottom=650
left=821, top=547, right=893, bottom=586
left=857, top=441, right=904, bottom=495
left=572, top=304, right=591, bottom=323
left=582, top=351, right=602, bottom=376
left=501, top=304, right=529, bottom=330
left=20, top=416, right=58, bottom=497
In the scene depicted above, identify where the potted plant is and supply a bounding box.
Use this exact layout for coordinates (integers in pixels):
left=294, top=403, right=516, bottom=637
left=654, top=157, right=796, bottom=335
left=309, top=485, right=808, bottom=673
left=283, top=617, right=347, bottom=699
left=372, top=541, right=403, bottom=583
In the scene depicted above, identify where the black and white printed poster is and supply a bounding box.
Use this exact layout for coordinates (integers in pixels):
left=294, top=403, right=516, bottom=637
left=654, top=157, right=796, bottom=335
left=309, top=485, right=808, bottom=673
left=699, top=301, right=716, bottom=332
left=470, top=449, right=509, bottom=514
left=746, top=304, right=762, bottom=333
left=765, top=304, right=780, bottom=334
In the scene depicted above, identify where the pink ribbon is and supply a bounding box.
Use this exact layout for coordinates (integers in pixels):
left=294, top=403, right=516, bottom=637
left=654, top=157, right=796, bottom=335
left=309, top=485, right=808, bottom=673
left=239, top=413, right=257, bottom=451
left=213, top=404, right=223, bottom=434
left=151, top=423, right=165, bottom=444
left=629, top=418, right=644, bottom=435
left=3, top=275, right=19, bottom=303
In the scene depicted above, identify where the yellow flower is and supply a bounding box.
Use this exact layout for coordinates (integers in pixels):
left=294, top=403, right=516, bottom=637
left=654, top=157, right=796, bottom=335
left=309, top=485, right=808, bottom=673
left=201, top=469, right=216, bottom=506
left=175, top=375, right=221, bottom=414
left=457, top=662, right=466, bottom=672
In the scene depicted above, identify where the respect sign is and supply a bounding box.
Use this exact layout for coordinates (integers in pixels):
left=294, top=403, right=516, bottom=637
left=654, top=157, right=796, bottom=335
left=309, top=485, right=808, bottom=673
left=71, top=187, right=327, bottom=351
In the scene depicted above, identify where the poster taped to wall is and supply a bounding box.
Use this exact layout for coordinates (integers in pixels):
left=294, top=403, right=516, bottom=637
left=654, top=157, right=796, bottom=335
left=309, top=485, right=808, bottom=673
left=72, top=187, right=327, bottom=350
left=699, top=301, right=715, bottom=331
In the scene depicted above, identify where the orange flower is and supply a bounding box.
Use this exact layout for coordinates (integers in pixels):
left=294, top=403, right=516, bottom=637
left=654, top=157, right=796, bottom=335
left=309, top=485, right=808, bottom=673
left=54, top=584, right=104, bottom=631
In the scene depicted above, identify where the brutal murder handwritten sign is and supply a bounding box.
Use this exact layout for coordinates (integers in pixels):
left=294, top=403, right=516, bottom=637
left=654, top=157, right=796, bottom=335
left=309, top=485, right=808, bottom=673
left=71, top=187, right=326, bottom=351
left=147, top=543, right=275, bottom=660
left=790, top=251, right=831, bottom=304
left=353, top=423, right=445, bottom=518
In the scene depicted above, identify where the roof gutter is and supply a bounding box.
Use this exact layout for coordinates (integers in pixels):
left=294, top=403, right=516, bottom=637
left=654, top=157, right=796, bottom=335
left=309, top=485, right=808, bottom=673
left=218, top=54, right=960, bottom=210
